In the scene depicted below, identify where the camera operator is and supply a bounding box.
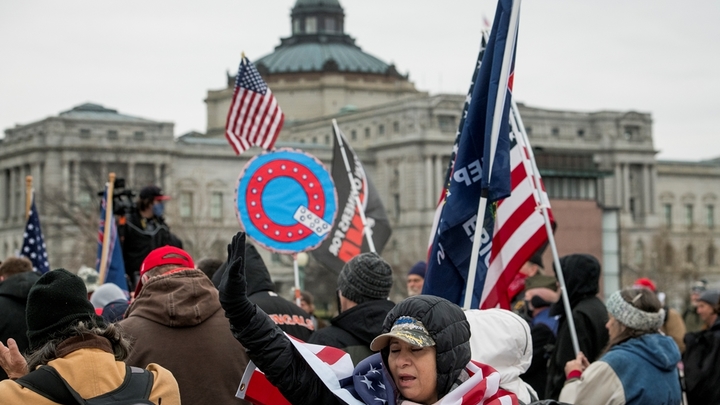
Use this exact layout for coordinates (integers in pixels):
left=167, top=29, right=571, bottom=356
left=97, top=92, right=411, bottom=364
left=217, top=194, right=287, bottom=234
left=120, top=185, right=182, bottom=291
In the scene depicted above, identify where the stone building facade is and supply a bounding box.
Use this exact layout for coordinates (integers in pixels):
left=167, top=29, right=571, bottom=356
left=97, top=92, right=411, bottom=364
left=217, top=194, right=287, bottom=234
left=2, top=0, right=718, bottom=310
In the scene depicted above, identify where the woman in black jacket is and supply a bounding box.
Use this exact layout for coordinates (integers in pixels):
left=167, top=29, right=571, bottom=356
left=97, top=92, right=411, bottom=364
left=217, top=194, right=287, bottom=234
left=219, top=232, right=516, bottom=405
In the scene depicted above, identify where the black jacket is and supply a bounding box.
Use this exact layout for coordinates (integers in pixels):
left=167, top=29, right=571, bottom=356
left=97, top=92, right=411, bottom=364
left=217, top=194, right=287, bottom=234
left=229, top=295, right=470, bottom=404
left=683, top=318, right=720, bottom=404
left=308, top=299, right=395, bottom=365
left=0, top=271, right=41, bottom=380
left=244, top=244, right=314, bottom=341
left=121, top=210, right=182, bottom=280
left=545, top=254, right=609, bottom=400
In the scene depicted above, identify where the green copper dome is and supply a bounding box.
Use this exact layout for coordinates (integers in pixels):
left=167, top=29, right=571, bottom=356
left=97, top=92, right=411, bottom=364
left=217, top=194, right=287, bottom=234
left=254, top=0, right=403, bottom=78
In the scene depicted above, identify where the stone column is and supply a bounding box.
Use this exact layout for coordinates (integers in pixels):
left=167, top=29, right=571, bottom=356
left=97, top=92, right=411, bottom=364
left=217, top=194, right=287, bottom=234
left=425, top=155, right=433, bottom=209
left=0, top=168, right=7, bottom=224
left=614, top=163, right=623, bottom=210
left=72, top=161, right=80, bottom=203
left=127, top=161, right=135, bottom=189
left=623, top=163, right=631, bottom=212
left=650, top=165, right=657, bottom=214
left=9, top=167, right=17, bottom=222
left=434, top=155, right=443, bottom=205
left=643, top=164, right=652, bottom=216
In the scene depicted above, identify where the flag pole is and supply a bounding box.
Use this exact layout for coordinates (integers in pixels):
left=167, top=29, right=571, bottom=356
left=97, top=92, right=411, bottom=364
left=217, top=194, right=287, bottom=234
left=98, top=172, right=116, bottom=286
left=332, top=119, right=376, bottom=253
left=462, top=0, right=522, bottom=310
left=510, top=99, right=580, bottom=356
left=25, top=176, right=33, bottom=220
left=292, top=254, right=302, bottom=306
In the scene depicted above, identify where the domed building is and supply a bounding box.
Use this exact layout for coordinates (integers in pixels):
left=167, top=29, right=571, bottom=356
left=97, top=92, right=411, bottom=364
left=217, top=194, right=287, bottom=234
left=205, top=0, right=420, bottom=135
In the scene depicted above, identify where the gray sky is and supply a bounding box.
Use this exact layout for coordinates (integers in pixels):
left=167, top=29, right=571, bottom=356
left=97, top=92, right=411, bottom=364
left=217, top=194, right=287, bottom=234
left=1, top=1, right=718, bottom=160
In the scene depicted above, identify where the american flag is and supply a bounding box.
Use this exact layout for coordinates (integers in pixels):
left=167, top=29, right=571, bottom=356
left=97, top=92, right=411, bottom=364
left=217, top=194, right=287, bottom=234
left=425, top=0, right=532, bottom=309
left=21, top=195, right=49, bottom=274
left=225, top=56, right=284, bottom=155
left=237, top=335, right=517, bottom=405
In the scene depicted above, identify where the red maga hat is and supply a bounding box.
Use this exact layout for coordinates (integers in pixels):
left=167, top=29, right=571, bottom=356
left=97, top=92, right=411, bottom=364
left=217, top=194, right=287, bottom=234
left=134, top=246, right=194, bottom=296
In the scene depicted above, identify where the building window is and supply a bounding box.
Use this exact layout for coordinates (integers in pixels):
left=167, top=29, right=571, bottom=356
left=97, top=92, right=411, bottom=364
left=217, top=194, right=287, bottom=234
left=526, top=127, right=532, bottom=136
left=664, top=243, right=674, bottom=265
left=80, top=129, right=91, bottom=138
left=664, top=204, right=672, bottom=227
left=179, top=192, right=193, bottom=218
left=107, top=130, right=118, bottom=140
left=365, top=127, right=371, bottom=138
left=551, top=127, right=560, bottom=136
left=210, top=192, right=222, bottom=220
left=623, top=125, right=641, bottom=141
left=438, top=115, right=456, bottom=133
left=707, top=205, right=714, bottom=228
left=312, top=136, right=317, bottom=144
left=685, top=204, right=694, bottom=227
left=271, top=252, right=281, bottom=263
left=393, top=121, right=400, bottom=133
left=325, top=135, right=330, bottom=144
left=77, top=191, right=92, bottom=208
left=293, top=18, right=301, bottom=34
left=325, top=17, right=336, bottom=33
left=577, top=129, right=585, bottom=137
left=686, top=245, right=695, bottom=264
left=708, top=245, right=716, bottom=266
left=134, top=131, right=145, bottom=141
left=634, top=240, right=644, bottom=266
left=378, top=124, right=385, bottom=135
left=305, top=17, right=317, bottom=34
left=351, top=130, right=357, bottom=140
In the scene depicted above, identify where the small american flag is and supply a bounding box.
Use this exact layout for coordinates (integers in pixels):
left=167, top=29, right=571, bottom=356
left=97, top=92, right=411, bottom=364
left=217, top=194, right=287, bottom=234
left=21, top=195, right=49, bottom=274
left=225, top=56, right=284, bottom=155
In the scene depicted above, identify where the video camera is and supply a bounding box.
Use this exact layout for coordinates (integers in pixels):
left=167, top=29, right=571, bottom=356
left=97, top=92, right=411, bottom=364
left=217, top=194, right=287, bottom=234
left=97, top=178, right=136, bottom=217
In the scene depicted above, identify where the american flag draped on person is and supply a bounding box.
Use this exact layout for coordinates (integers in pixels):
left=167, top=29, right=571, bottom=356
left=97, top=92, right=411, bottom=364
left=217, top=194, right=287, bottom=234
left=225, top=55, right=284, bottom=155
left=21, top=195, right=49, bottom=274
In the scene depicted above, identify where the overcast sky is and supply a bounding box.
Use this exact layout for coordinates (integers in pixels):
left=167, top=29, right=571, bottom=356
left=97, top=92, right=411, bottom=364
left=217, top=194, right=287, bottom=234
left=1, top=1, right=718, bottom=160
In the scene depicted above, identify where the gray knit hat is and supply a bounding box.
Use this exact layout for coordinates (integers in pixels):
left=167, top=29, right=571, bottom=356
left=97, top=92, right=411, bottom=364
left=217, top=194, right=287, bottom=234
left=337, top=253, right=393, bottom=304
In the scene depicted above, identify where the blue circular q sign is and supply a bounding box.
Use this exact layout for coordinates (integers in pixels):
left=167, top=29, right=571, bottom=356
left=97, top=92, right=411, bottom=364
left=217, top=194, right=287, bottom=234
left=236, top=149, right=337, bottom=254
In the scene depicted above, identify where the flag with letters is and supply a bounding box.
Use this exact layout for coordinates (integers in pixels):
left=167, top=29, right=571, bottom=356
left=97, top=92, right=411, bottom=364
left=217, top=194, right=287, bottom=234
left=237, top=336, right=518, bottom=405
left=311, top=124, right=392, bottom=274
left=225, top=56, right=284, bottom=155
left=425, top=0, right=521, bottom=308
left=96, top=185, right=128, bottom=292
left=21, top=195, right=49, bottom=274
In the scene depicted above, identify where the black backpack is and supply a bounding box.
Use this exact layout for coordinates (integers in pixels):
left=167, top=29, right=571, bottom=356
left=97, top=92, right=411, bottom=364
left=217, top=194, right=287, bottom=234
left=16, top=365, right=154, bottom=405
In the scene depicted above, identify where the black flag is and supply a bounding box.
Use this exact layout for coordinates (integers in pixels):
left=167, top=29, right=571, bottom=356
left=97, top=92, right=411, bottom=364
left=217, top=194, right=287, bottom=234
left=312, top=123, right=392, bottom=273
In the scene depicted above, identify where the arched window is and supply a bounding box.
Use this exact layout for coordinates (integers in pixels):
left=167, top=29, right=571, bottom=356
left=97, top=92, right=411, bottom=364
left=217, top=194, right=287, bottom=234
left=708, top=244, right=716, bottom=266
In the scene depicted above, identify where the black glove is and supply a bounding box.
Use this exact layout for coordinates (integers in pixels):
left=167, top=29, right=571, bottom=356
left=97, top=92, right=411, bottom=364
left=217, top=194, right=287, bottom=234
left=219, top=232, right=256, bottom=329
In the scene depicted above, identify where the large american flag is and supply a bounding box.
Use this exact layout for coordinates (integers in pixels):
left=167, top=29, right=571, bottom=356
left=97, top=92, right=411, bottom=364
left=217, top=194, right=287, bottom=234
left=96, top=184, right=128, bottom=293
left=225, top=56, right=284, bottom=155
left=21, top=195, right=49, bottom=274
left=237, top=335, right=517, bottom=405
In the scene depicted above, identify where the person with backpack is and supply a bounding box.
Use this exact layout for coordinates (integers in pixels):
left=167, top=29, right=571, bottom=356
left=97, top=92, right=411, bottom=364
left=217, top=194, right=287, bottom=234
left=0, top=268, right=180, bottom=404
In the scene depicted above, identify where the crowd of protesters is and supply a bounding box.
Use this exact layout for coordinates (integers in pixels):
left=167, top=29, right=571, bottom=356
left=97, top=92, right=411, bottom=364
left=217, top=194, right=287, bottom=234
left=1, top=228, right=720, bottom=404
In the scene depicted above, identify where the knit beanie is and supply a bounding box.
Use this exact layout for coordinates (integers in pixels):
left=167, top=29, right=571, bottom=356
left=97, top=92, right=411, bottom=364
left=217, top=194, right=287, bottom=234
left=337, top=253, right=393, bottom=304
left=408, top=261, right=427, bottom=279
left=26, top=269, right=106, bottom=350
left=699, top=290, right=720, bottom=310
left=90, top=283, right=127, bottom=309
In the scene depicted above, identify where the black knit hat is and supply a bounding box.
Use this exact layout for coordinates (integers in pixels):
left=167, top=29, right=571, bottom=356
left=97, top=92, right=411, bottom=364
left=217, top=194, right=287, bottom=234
left=337, top=253, right=393, bottom=304
left=26, top=269, right=106, bottom=350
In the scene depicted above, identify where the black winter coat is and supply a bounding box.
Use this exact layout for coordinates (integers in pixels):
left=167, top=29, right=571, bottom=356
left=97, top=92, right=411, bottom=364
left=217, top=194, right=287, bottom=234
left=0, top=271, right=40, bottom=380
left=545, top=254, right=609, bottom=400
left=308, top=299, right=395, bottom=364
left=683, top=318, right=720, bottom=404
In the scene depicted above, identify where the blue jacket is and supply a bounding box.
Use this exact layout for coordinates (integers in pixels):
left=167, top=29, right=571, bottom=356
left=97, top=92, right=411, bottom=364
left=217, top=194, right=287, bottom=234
left=603, top=334, right=681, bottom=405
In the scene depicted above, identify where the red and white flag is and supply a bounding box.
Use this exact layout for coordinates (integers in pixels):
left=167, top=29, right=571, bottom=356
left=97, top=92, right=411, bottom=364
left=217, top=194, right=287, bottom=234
left=225, top=56, right=284, bottom=155
left=479, top=111, right=554, bottom=309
